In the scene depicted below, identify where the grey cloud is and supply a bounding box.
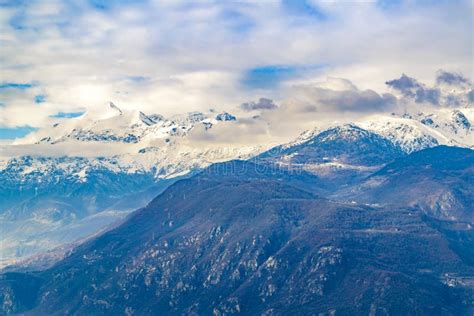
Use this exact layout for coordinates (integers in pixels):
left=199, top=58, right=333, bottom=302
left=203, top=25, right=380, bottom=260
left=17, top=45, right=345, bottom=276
left=318, top=89, right=397, bottom=112
left=2, top=0, right=472, bottom=130
left=468, top=90, right=474, bottom=102
left=240, top=98, right=278, bottom=111
left=386, top=74, right=440, bottom=105
left=255, top=79, right=403, bottom=143
left=386, top=71, right=474, bottom=107
left=414, top=88, right=440, bottom=105
left=187, top=113, right=272, bottom=145
left=445, top=94, right=461, bottom=107
left=385, top=74, right=421, bottom=94
left=301, top=105, right=318, bottom=112
left=289, top=83, right=397, bottom=114
left=436, top=70, right=469, bottom=85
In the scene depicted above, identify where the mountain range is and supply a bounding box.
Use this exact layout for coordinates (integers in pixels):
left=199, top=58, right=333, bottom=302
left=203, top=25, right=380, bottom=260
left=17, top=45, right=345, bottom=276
left=0, top=104, right=473, bottom=271
left=0, top=144, right=473, bottom=315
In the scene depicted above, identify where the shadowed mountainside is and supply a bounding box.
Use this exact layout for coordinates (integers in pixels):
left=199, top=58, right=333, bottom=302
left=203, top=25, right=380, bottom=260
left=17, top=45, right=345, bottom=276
left=1, top=151, right=473, bottom=315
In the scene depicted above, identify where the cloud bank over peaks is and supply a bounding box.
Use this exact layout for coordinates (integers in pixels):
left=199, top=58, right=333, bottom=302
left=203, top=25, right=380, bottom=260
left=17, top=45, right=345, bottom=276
left=1, top=0, right=471, bottom=134
left=282, top=77, right=398, bottom=115
left=319, top=89, right=397, bottom=113
left=1, top=71, right=472, bottom=152
left=188, top=76, right=405, bottom=145
left=231, top=71, right=473, bottom=142
left=386, top=71, right=473, bottom=107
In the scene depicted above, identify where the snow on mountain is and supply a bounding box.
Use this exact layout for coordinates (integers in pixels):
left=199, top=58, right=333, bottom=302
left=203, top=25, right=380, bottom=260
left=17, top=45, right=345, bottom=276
left=5, top=147, right=473, bottom=315
left=280, top=127, right=321, bottom=150
left=358, top=116, right=446, bottom=153
left=0, top=142, right=263, bottom=266
left=7, top=103, right=267, bottom=180
left=215, top=112, right=237, bottom=121
left=408, top=108, right=473, bottom=143
left=1, top=105, right=265, bottom=266
left=2, top=103, right=267, bottom=189
left=2, top=102, right=473, bottom=266
left=14, top=103, right=236, bottom=146
left=258, top=124, right=404, bottom=181
left=358, top=108, right=473, bottom=153
left=109, top=101, right=123, bottom=115
left=253, top=107, right=473, bottom=188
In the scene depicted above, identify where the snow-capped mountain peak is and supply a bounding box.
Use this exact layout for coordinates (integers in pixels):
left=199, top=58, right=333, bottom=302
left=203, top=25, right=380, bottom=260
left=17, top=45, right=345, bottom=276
left=14, top=105, right=240, bottom=146
left=215, top=112, right=237, bottom=121
left=109, top=101, right=123, bottom=115
left=2, top=104, right=473, bottom=266
left=138, top=111, right=157, bottom=126
left=358, top=108, right=473, bottom=153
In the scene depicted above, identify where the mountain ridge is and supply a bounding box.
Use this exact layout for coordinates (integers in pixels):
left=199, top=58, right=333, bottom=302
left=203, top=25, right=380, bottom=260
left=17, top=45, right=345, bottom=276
left=1, top=146, right=472, bottom=315
left=1, top=105, right=473, bottom=267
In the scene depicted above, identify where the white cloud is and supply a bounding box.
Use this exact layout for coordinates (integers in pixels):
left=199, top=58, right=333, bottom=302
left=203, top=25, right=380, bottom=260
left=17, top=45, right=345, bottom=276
left=0, top=0, right=471, bottom=131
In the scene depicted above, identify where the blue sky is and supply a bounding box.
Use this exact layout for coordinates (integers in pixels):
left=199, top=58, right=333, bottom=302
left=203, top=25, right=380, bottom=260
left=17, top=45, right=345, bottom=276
left=0, top=82, right=34, bottom=89
left=241, top=66, right=299, bottom=90
left=0, top=0, right=472, bottom=140
left=49, top=111, right=85, bottom=118
left=0, top=126, right=37, bottom=139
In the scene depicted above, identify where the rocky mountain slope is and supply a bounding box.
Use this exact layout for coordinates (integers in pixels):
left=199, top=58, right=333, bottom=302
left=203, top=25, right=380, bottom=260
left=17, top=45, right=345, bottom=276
left=1, top=147, right=472, bottom=315
left=341, top=146, right=474, bottom=222
left=258, top=123, right=404, bottom=173
left=0, top=105, right=260, bottom=266
left=1, top=105, right=472, bottom=267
